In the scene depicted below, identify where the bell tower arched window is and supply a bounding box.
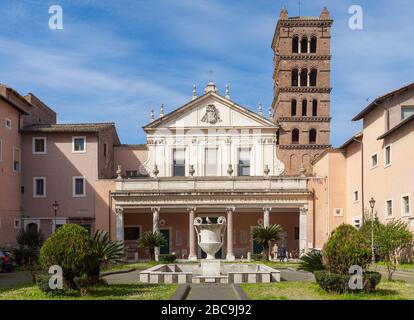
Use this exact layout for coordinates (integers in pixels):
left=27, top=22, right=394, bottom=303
left=312, top=99, right=318, bottom=116
left=301, top=36, right=308, bottom=53
left=310, top=36, right=317, bottom=53
left=292, top=36, right=299, bottom=53
left=300, top=69, right=308, bottom=87
left=309, top=129, right=317, bottom=144
left=302, top=100, right=307, bottom=116
left=292, top=69, right=299, bottom=87
left=291, top=99, right=297, bottom=116
left=310, top=69, right=317, bottom=87
left=292, top=128, right=299, bottom=144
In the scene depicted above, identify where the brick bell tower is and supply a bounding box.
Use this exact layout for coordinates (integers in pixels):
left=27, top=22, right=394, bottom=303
left=272, top=7, right=333, bottom=175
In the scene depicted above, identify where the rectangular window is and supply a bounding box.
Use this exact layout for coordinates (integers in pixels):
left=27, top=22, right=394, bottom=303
left=370, top=153, right=378, bottom=169
left=33, top=177, right=46, bottom=197
left=333, top=208, right=343, bottom=216
left=73, top=177, right=86, bottom=197
left=5, top=118, right=11, bottom=129
left=384, top=145, right=391, bottom=166
left=401, top=106, right=414, bottom=120
left=238, top=148, right=251, bottom=176
left=385, top=199, right=393, bottom=218
left=353, top=217, right=361, bottom=229
left=173, top=148, right=185, bottom=177
left=103, top=143, right=107, bottom=157
left=205, top=147, right=218, bottom=176
left=33, top=137, right=47, bottom=154
left=13, top=147, right=21, bottom=172
left=124, top=226, right=140, bottom=241
left=353, top=190, right=359, bottom=202
left=402, top=195, right=411, bottom=216
left=72, top=136, right=86, bottom=153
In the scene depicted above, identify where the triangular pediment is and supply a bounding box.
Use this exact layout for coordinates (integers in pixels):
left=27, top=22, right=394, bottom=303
left=144, top=92, right=276, bottom=130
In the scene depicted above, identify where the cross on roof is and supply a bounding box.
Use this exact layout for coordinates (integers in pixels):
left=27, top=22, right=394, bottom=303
left=208, top=69, right=214, bottom=82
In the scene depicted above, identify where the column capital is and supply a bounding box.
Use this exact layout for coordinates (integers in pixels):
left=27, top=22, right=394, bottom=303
left=151, top=207, right=161, bottom=214
left=225, top=206, right=235, bottom=213
left=187, top=206, right=197, bottom=213
left=299, top=206, right=308, bottom=215
left=115, top=206, right=123, bottom=216
left=263, top=207, right=272, bottom=212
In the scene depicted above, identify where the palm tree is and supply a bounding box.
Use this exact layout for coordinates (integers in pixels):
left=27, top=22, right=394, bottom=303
left=87, top=230, right=125, bottom=282
left=93, top=230, right=125, bottom=266
left=252, top=224, right=283, bottom=261
left=137, top=231, right=167, bottom=261
left=298, top=250, right=324, bottom=273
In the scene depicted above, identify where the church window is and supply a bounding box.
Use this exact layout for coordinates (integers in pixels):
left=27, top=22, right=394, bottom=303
left=238, top=148, right=251, bottom=176
left=173, top=148, right=185, bottom=177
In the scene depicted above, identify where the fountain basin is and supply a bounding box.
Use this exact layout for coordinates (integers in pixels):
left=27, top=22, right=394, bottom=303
left=139, top=263, right=281, bottom=284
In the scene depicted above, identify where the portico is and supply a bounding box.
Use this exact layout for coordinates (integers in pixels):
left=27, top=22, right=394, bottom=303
left=111, top=175, right=312, bottom=261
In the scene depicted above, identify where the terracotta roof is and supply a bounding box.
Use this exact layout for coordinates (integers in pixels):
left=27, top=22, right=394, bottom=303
left=352, top=83, right=414, bottom=121
left=377, top=113, right=414, bottom=140
left=0, top=94, right=29, bottom=115
left=115, top=144, right=147, bottom=148
left=22, top=123, right=116, bottom=133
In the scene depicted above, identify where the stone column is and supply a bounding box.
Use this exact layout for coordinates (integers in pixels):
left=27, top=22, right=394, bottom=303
left=307, top=72, right=310, bottom=87
left=299, top=206, right=308, bottom=257
left=308, top=39, right=311, bottom=53
left=263, top=207, right=272, bottom=228
left=152, top=207, right=160, bottom=261
left=226, top=207, right=235, bottom=261
left=298, top=73, right=301, bottom=87
left=188, top=207, right=197, bottom=261
left=115, top=207, right=124, bottom=241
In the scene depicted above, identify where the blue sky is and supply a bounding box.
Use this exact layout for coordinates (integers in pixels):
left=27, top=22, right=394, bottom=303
left=0, top=0, right=413, bottom=145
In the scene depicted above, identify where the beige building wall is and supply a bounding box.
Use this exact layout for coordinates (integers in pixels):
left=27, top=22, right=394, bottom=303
left=21, top=132, right=99, bottom=234
left=114, top=145, right=148, bottom=176
left=0, top=99, right=23, bottom=247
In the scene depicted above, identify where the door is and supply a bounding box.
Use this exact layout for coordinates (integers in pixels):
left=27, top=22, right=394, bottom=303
left=160, top=229, right=170, bottom=254
left=253, top=240, right=263, bottom=254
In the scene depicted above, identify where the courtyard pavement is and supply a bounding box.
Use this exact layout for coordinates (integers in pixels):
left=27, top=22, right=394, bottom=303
left=0, top=271, right=33, bottom=288
left=186, top=284, right=238, bottom=300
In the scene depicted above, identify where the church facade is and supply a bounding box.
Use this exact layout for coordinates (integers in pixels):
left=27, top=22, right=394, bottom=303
left=1, top=7, right=413, bottom=260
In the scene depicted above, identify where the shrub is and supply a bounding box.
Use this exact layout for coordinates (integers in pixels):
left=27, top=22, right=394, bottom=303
left=323, top=224, right=371, bottom=274
left=159, top=254, right=177, bottom=263
left=315, top=270, right=381, bottom=293
left=39, top=224, right=98, bottom=288
left=298, top=250, right=324, bottom=273
left=35, top=274, right=77, bottom=296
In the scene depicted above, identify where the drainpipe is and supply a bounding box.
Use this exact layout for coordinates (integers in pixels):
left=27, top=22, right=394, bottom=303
left=352, top=138, right=364, bottom=224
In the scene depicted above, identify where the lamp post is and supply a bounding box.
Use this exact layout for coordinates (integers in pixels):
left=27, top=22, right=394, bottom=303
left=52, top=200, right=59, bottom=232
left=369, top=197, right=376, bottom=264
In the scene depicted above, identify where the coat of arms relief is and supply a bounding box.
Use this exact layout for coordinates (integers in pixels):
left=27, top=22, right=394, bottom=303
left=201, top=104, right=222, bottom=125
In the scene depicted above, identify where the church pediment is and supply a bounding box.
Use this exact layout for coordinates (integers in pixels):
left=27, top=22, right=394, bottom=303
left=144, top=92, right=277, bottom=130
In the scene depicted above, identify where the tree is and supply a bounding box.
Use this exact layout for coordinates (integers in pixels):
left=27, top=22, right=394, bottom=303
left=323, top=224, right=371, bottom=274
left=137, top=231, right=167, bottom=261
left=251, top=224, right=283, bottom=261
left=39, top=224, right=98, bottom=288
left=87, top=230, right=125, bottom=282
left=375, top=220, right=412, bottom=281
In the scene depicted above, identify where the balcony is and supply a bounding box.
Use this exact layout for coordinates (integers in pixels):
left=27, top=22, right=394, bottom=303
left=115, top=175, right=308, bottom=193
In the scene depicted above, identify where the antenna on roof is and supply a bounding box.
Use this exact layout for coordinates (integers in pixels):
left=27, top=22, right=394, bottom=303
left=298, top=0, right=301, bottom=16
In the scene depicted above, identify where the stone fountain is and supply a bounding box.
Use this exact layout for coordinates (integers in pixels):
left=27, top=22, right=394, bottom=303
left=194, top=216, right=226, bottom=278
left=139, top=216, right=281, bottom=284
